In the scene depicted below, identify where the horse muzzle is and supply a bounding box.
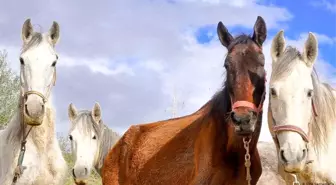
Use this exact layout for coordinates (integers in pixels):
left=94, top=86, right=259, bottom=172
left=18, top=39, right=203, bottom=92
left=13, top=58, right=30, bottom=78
left=231, top=109, right=257, bottom=135
left=23, top=91, right=47, bottom=126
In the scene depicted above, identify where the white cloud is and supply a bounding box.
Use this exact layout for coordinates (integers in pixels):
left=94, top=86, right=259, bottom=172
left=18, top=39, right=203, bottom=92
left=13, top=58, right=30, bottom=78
left=310, top=0, right=336, bottom=13
left=0, top=0, right=334, bottom=144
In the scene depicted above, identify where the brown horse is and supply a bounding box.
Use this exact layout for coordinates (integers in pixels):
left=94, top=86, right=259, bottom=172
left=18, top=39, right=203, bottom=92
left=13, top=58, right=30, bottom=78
left=102, top=16, right=267, bottom=185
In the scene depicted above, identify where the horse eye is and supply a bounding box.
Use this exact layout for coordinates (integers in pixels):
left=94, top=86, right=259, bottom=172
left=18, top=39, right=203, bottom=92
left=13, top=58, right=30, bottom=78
left=270, top=88, right=277, bottom=97
left=51, top=61, right=57, bottom=67
left=307, top=90, right=313, bottom=98
left=69, top=135, right=73, bottom=141
left=20, top=58, right=24, bottom=65
left=224, top=63, right=228, bottom=69
left=92, top=135, right=96, bottom=140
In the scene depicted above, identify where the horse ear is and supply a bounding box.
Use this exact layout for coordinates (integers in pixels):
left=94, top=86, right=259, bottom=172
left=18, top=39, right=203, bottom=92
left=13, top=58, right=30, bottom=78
left=22, top=19, right=34, bottom=44
left=217, top=21, right=233, bottom=48
left=68, top=103, right=77, bottom=122
left=49, top=21, right=60, bottom=46
left=303, top=32, right=318, bottom=67
left=92, top=102, right=102, bottom=124
left=270, top=30, right=286, bottom=63
left=252, top=16, right=267, bottom=46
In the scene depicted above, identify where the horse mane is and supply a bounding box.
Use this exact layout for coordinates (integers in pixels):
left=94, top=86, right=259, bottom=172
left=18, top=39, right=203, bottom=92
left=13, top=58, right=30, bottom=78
left=311, top=70, right=336, bottom=153
left=96, top=126, right=120, bottom=170
left=68, top=111, right=120, bottom=170
left=270, top=46, right=336, bottom=153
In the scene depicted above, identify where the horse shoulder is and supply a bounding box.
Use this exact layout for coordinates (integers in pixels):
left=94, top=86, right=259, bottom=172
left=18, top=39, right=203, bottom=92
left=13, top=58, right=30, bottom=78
left=102, top=125, right=142, bottom=185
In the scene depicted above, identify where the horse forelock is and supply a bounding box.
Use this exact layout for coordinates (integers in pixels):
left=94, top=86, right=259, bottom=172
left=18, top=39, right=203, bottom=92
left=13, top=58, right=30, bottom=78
left=69, top=111, right=102, bottom=138
left=270, top=46, right=302, bottom=81
left=21, top=30, right=56, bottom=54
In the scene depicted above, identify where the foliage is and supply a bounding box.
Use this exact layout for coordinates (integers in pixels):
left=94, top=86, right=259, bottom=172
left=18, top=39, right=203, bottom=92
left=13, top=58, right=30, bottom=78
left=57, top=133, right=102, bottom=185
left=0, top=50, right=20, bottom=127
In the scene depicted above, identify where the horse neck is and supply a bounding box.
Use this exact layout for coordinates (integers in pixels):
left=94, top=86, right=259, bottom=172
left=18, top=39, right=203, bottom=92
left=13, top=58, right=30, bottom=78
left=94, top=126, right=120, bottom=174
left=197, top=107, right=262, bottom=183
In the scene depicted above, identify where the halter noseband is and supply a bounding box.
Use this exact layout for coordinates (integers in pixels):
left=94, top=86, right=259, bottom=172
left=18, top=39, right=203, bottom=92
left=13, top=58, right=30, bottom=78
left=231, top=72, right=267, bottom=114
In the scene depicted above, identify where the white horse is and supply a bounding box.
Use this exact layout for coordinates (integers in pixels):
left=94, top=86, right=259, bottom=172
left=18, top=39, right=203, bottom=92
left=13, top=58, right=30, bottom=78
left=68, top=102, right=120, bottom=184
left=0, top=19, right=67, bottom=185
left=268, top=30, right=336, bottom=184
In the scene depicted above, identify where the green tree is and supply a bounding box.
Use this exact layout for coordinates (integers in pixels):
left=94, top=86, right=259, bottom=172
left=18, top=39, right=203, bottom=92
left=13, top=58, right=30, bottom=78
left=0, top=50, right=20, bottom=127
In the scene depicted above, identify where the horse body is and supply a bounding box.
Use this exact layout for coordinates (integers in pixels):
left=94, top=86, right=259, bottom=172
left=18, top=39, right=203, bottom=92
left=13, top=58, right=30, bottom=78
left=0, top=19, right=67, bottom=185
left=268, top=30, right=336, bottom=183
left=103, top=104, right=263, bottom=185
left=102, top=16, right=268, bottom=185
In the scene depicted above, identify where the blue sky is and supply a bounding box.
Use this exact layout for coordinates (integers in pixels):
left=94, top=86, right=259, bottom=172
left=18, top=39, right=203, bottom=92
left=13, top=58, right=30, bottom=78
left=195, top=0, right=336, bottom=68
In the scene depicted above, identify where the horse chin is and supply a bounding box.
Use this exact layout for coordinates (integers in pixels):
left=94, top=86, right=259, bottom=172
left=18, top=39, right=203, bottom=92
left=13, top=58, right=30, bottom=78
left=74, top=179, right=88, bottom=185
left=23, top=113, right=44, bottom=126
left=282, top=161, right=306, bottom=174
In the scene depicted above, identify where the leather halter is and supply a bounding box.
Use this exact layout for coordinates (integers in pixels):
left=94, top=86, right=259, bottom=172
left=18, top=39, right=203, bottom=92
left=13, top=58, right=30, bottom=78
left=271, top=100, right=318, bottom=145
left=270, top=97, right=318, bottom=166
left=231, top=72, right=267, bottom=114
left=12, top=68, right=57, bottom=184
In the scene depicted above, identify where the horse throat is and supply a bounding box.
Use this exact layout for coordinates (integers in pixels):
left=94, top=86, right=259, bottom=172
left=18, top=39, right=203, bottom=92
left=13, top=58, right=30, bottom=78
left=19, top=101, right=55, bottom=151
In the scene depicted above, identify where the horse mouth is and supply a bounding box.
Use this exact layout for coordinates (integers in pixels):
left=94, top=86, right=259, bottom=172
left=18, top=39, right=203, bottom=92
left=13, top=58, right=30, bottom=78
left=234, top=126, right=254, bottom=136
left=236, top=130, right=253, bottom=136
left=74, top=179, right=87, bottom=185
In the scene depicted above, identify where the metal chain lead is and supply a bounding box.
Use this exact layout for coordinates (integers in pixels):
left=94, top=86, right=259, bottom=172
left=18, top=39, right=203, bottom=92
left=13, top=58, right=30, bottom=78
left=243, top=137, right=252, bottom=185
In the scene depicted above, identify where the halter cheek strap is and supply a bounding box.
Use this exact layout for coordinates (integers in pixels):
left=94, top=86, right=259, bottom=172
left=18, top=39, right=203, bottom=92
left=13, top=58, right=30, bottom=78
left=271, top=100, right=318, bottom=143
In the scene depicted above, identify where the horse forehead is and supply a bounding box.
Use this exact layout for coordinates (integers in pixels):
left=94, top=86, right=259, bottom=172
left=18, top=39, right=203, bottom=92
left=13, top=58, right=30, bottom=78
left=272, top=69, right=312, bottom=91
left=231, top=42, right=260, bottom=55
left=230, top=45, right=261, bottom=68
left=22, top=43, right=55, bottom=60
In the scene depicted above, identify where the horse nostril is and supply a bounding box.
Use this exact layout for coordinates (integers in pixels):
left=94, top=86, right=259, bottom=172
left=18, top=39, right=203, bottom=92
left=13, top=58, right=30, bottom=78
left=280, top=149, right=287, bottom=163
left=24, top=104, right=30, bottom=116
left=301, top=149, right=307, bottom=161
left=72, top=169, right=76, bottom=178
left=231, top=112, right=239, bottom=123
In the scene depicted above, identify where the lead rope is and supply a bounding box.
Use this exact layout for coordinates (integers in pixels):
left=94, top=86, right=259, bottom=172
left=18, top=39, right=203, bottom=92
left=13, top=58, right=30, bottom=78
left=242, top=73, right=266, bottom=185
left=290, top=173, right=300, bottom=185
left=12, top=90, right=32, bottom=184
left=11, top=59, right=57, bottom=184
left=243, top=137, right=252, bottom=185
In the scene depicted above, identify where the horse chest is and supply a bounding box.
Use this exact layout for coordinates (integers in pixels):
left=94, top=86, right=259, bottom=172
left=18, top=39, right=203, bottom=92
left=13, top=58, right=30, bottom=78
left=13, top=146, right=51, bottom=184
